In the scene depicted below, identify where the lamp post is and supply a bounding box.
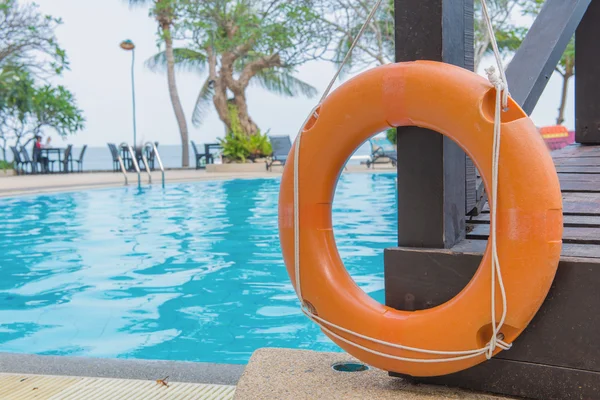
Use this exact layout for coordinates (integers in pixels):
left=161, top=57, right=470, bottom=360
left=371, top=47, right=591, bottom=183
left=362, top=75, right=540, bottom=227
left=120, top=40, right=137, bottom=149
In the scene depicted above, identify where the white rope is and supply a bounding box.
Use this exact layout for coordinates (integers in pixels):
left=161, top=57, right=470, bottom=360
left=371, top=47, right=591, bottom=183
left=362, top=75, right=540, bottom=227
left=292, top=0, right=511, bottom=364
left=294, top=0, right=384, bottom=300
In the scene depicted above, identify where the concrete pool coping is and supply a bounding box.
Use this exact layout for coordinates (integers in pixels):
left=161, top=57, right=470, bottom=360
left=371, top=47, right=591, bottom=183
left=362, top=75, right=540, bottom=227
left=0, top=352, right=245, bottom=386
left=0, top=165, right=396, bottom=198
left=235, top=348, right=511, bottom=399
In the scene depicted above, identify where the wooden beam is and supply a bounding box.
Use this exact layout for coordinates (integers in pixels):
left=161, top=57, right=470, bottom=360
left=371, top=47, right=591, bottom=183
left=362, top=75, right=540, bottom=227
left=474, top=0, right=591, bottom=218
left=393, top=0, right=473, bottom=248
left=385, top=248, right=600, bottom=399
left=576, top=0, right=600, bottom=143
left=505, top=0, right=591, bottom=115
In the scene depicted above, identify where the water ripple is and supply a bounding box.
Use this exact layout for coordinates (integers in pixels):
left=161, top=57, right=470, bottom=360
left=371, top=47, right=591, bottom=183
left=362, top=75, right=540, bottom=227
left=0, top=174, right=397, bottom=364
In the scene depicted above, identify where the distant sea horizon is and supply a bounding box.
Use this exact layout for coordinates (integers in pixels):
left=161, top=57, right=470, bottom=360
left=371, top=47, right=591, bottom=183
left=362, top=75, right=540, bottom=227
left=4, top=143, right=372, bottom=172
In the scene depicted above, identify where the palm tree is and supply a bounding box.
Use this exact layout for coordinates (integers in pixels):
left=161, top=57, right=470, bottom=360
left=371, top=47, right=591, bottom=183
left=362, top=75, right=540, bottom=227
left=146, top=48, right=317, bottom=134
left=555, top=38, right=574, bottom=126
left=126, top=0, right=190, bottom=167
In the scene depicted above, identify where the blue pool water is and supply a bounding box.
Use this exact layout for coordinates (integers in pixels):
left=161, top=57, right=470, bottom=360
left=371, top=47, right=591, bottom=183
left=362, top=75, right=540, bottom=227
left=0, top=174, right=397, bottom=364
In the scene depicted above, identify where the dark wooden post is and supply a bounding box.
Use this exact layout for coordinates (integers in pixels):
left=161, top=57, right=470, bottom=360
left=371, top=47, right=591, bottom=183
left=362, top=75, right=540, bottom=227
left=385, top=1, right=600, bottom=399
left=394, top=0, right=473, bottom=249
left=576, top=0, right=600, bottom=143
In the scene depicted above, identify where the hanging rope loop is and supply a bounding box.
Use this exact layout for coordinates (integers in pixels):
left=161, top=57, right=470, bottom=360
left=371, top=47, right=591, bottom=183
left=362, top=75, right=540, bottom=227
left=291, top=0, right=514, bottom=364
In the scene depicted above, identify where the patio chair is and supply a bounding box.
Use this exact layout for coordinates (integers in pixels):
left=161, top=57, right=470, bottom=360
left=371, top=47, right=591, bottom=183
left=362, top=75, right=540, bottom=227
left=61, top=145, right=73, bottom=173
left=50, top=145, right=73, bottom=173
left=20, top=146, right=39, bottom=174
left=266, top=135, right=292, bottom=171
left=191, top=140, right=204, bottom=169
left=107, top=143, right=120, bottom=172
left=366, top=136, right=397, bottom=168
left=10, top=146, right=28, bottom=175
left=74, top=145, right=87, bottom=172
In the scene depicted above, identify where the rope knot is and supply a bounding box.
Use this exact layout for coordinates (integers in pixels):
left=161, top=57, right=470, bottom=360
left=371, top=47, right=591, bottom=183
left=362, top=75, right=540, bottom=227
left=485, top=65, right=509, bottom=110
left=485, top=66, right=504, bottom=90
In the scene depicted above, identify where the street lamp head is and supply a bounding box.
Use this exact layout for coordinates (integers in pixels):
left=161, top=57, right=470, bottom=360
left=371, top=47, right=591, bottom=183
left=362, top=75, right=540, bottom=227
left=120, top=40, right=135, bottom=51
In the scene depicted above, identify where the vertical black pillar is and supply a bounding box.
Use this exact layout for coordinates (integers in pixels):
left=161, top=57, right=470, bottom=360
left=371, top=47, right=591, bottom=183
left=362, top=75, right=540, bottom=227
left=394, top=0, right=473, bottom=248
left=576, top=0, right=600, bottom=144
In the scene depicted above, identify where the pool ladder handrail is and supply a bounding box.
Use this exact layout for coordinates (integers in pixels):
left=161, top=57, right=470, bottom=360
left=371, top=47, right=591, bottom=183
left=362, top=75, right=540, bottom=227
left=116, top=152, right=128, bottom=186
left=120, top=142, right=141, bottom=188
left=142, top=142, right=165, bottom=188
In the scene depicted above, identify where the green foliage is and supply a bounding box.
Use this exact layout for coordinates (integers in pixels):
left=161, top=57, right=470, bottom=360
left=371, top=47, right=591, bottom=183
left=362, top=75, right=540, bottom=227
left=0, top=0, right=79, bottom=154
left=386, top=128, right=396, bottom=145
left=219, top=130, right=272, bottom=162
left=558, top=37, right=575, bottom=76
left=0, top=159, right=13, bottom=170
left=0, top=0, right=68, bottom=77
left=29, top=84, right=85, bottom=136
left=219, top=130, right=250, bottom=162
left=180, top=0, right=327, bottom=64
left=146, top=0, right=324, bottom=131
left=247, top=131, right=272, bottom=158
left=328, top=0, right=544, bottom=71
left=0, top=65, right=85, bottom=145
left=219, top=102, right=272, bottom=162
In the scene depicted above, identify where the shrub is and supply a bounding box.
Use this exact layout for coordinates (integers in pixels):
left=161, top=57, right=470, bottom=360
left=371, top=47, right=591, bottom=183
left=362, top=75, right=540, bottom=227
left=219, top=131, right=273, bottom=163
left=219, top=103, right=273, bottom=162
left=386, top=127, right=397, bottom=145
left=0, top=160, right=13, bottom=170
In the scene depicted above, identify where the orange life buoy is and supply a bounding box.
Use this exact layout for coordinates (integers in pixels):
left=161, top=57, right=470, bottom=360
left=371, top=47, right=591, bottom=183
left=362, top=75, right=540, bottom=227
left=278, top=61, right=563, bottom=377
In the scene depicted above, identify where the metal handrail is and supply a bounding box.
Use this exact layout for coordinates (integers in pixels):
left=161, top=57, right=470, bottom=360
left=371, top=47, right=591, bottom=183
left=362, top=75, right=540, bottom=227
left=140, top=148, right=153, bottom=185
left=120, top=142, right=141, bottom=188
left=117, top=153, right=128, bottom=185
left=143, top=142, right=165, bottom=188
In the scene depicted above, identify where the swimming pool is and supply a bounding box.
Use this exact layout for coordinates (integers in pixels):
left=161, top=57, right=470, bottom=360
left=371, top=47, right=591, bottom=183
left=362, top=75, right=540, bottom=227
left=0, top=174, right=397, bottom=364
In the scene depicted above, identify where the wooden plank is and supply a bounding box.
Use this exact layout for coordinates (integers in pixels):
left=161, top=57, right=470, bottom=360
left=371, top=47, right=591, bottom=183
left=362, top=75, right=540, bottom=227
left=556, top=165, right=600, bottom=173
left=453, top=238, right=600, bottom=259
left=551, top=144, right=600, bottom=158
left=465, top=157, right=477, bottom=214
left=558, top=180, right=600, bottom=192
left=394, top=0, right=472, bottom=248
left=554, top=156, right=600, bottom=166
left=467, top=224, right=600, bottom=245
left=559, top=172, right=600, bottom=180
left=470, top=213, right=600, bottom=227
left=563, top=192, right=600, bottom=214
left=576, top=0, right=600, bottom=143
left=505, top=0, right=591, bottom=114
left=482, top=192, right=600, bottom=214
left=385, top=249, right=600, bottom=380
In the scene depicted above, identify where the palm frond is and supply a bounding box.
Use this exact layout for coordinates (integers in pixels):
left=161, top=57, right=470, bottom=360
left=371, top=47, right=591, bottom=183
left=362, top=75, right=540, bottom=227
left=192, top=78, right=215, bottom=127
left=145, top=48, right=208, bottom=74
left=253, top=69, right=318, bottom=98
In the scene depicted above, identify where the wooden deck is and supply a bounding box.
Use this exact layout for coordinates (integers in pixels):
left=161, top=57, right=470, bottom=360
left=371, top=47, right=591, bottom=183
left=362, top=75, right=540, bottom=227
left=385, top=144, right=600, bottom=399
left=0, top=373, right=235, bottom=399
left=464, top=143, right=600, bottom=259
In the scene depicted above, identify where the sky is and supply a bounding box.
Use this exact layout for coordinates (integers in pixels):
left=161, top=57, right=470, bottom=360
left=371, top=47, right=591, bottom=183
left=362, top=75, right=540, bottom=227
left=32, top=0, right=575, bottom=148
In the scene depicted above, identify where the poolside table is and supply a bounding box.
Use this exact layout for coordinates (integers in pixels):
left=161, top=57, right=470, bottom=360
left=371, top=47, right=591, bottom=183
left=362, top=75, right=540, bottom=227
left=39, top=148, right=67, bottom=173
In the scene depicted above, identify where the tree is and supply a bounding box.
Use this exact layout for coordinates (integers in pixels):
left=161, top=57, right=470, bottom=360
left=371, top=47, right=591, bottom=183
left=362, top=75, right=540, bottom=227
left=0, top=65, right=33, bottom=161
left=555, top=37, right=574, bottom=126
left=326, top=0, right=531, bottom=73
left=0, top=0, right=68, bottom=78
left=321, top=0, right=394, bottom=74
left=127, top=0, right=190, bottom=167
left=148, top=0, right=327, bottom=137
left=0, top=65, right=84, bottom=163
